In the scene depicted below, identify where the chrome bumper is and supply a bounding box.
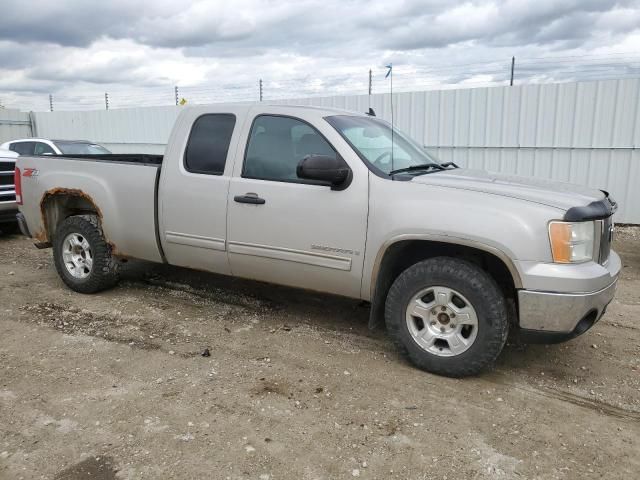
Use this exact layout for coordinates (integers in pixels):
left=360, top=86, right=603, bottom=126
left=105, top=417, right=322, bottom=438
left=518, top=277, right=617, bottom=338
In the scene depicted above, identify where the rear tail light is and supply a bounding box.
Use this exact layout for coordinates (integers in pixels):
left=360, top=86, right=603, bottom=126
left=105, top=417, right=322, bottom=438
left=14, top=167, right=22, bottom=205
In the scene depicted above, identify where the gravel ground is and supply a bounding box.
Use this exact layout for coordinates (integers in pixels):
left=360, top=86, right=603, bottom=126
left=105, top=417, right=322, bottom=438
left=0, top=227, right=638, bottom=480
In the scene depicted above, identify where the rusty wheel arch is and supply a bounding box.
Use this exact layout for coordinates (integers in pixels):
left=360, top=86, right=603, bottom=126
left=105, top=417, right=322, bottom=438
left=36, top=188, right=103, bottom=246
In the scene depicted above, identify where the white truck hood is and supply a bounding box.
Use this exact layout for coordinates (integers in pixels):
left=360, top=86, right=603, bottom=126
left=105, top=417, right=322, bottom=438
left=411, top=168, right=605, bottom=212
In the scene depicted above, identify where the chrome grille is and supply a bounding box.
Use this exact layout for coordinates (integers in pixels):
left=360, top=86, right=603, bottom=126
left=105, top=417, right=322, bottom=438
left=598, top=216, right=613, bottom=265
left=0, top=161, right=15, bottom=203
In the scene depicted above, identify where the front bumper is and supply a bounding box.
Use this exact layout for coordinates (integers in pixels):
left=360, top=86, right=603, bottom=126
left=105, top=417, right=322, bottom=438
left=0, top=203, right=18, bottom=224
left=516, top=251, right=621, bottom=342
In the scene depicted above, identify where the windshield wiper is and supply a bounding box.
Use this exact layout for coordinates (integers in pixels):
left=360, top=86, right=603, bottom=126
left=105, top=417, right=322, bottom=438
left=389, top=163, right=445, bottom=176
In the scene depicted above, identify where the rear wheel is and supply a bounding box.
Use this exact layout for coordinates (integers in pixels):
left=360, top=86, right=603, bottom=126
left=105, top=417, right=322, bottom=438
left=385, top=257, right=508, bottom=377
left=53, top=215, right=119, bottom=293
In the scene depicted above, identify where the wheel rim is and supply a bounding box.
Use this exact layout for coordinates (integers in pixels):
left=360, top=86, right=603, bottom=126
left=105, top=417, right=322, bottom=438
left=405, top=286, right=478, bottom=357
left=61, top=232, right=93, bottom=279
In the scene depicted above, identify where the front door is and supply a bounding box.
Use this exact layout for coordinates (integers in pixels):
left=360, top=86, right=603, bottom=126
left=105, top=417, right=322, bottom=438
left=227, top=113, right=368, bottom=298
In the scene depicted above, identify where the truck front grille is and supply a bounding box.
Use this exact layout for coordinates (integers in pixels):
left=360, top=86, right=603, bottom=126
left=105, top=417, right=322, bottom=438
left=598, top=216, right=613, bottom=265
left=0, top=162, right=15, bottom=203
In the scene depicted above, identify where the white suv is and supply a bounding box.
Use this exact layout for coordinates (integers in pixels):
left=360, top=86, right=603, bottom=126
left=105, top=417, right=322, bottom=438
left=0, top=138, right=111, bottom=156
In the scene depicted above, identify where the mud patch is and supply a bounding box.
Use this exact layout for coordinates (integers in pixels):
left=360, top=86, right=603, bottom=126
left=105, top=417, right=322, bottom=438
left=251, top=378, right=288, bottom=397
left=21, top=302, right=162, bottom=350
left=133, top=276, right=277, bottom=312
left=54, top=456, right=117, bottom=480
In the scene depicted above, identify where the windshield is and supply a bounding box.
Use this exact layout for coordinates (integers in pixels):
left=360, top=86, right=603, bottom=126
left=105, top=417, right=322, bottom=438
left=54, top=141, right=111, bottom=155
left=325, top=115, right=440, bottom=175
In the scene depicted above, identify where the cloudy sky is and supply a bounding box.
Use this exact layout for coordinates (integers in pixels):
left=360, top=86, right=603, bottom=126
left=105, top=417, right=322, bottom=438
left=1, top=0, right=639, bottom=111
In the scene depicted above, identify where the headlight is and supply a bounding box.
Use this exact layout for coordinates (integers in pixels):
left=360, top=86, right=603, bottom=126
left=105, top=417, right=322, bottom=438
left=548, top=221, right=595, bottom=263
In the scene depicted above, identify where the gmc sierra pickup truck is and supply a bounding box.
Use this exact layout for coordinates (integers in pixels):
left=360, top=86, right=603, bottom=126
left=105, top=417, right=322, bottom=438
left=14, top=104, right=620, bottom=377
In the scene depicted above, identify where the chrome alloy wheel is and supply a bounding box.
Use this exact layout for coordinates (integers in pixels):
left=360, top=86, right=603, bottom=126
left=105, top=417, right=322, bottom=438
left=405, top=286, right=478, bottom=357
left=61, top=232, right=93, bottom=279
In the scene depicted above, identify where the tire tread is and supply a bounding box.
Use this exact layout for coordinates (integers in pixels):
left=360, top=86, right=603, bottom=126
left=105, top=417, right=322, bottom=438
left=384, top=256, right=508, bottom=377
left=52, top=215, right=119, bottom=294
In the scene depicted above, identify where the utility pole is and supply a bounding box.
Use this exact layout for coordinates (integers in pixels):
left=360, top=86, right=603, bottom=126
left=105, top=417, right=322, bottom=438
left=105, top=92, right=109, bottom=110
left=510, top=56, right=515, bottom=86
left=259, top=79, right=263, bottom=102
left=49, top=94, right=53, bottom=112
left=174, top=86, right=179, bottom=105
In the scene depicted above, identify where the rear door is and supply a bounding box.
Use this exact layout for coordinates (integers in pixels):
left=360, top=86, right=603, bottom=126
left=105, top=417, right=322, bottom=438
left=226, top=109, right=368, bottom=298
left=159, top=108, right=244, bottom=274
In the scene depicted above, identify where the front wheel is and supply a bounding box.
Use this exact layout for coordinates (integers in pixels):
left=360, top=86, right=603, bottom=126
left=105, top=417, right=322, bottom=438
left=385, top=257, right=508, bottom=377
left=53, top=215, right=119, bottom=293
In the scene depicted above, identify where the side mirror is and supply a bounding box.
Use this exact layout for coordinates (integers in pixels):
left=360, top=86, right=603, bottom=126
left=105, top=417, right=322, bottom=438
left=296, top=154, right=351, bottom=190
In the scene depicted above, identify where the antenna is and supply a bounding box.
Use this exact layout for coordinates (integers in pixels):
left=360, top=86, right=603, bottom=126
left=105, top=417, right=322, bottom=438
left=388, top=64, right=394, bottom=172
left=368, top=68, right=372, bottom=110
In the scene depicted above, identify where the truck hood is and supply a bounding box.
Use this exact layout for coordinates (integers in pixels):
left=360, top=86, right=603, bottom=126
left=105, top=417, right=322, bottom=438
left=411, top=168, right=604, bottom=212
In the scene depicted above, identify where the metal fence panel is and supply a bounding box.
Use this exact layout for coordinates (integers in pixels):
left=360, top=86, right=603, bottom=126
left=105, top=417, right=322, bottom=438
left=32, top=106, right=180, bottom=154
left=0, top=109, right=32, bottom=144
left=31, top=78, right=640, bottom=222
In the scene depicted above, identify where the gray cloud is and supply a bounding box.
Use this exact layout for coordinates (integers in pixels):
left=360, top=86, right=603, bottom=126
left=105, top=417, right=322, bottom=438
left=0, top=0, right=638, bottom=110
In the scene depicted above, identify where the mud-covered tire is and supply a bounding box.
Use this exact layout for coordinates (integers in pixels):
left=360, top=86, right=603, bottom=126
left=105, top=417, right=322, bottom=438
left=53, top=215, right=119, bottom=294
left=385, top=257, right=508, bottom=377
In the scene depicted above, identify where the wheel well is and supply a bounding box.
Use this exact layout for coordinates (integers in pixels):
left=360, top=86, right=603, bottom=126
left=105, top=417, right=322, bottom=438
left=39, top=191, right=101, bottom=244
left=369, top=240, right=518, bottom=329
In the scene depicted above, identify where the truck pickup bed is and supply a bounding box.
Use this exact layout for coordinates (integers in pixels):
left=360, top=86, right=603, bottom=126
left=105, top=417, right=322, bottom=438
left=19, top=154, right=164, bottom=262
left=15, top=103, right=621, bottom=377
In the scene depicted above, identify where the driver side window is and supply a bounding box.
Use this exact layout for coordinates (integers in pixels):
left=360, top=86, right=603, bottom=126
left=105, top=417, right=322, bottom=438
left=243, top=115, right=336, bottom=182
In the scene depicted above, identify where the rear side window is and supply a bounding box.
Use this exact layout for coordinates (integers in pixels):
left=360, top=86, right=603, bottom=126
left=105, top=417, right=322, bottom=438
left=9, top=141, right=35, bottom=155
left=184, top=114, right=236, bottom=175
left=34, top=142, right=56, bottom=155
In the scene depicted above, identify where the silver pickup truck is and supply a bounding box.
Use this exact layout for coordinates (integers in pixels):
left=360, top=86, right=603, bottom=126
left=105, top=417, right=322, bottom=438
left=15, top=104, right=620, bottom=377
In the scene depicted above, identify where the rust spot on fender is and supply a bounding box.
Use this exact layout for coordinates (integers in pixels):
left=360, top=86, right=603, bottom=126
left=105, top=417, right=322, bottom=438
left=38, top=188, right=106, bottom=248
left=33, top=229, right=47, bottom=243
left=107, top=240, right=128, bottom=259
left=40, top=187, right=103, bottom=221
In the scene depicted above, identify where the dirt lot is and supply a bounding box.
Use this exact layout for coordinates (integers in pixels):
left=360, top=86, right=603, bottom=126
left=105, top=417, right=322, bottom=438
left=0, top=228, right=638, bottom=480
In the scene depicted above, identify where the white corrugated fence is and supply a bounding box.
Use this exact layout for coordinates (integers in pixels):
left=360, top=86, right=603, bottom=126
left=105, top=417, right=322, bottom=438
left=0, top=109, right=32, bottom=144
left=30, top=79, right=640, bottom=223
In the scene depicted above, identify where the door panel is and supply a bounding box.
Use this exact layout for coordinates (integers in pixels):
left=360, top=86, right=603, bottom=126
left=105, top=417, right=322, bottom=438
left=227, top=114, right=368, bottom=298
left=159, top=111, right=242, bottom=274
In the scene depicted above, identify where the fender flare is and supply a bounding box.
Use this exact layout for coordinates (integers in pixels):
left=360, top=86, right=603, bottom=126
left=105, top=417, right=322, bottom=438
left=367, top=233, right=523, bottom=329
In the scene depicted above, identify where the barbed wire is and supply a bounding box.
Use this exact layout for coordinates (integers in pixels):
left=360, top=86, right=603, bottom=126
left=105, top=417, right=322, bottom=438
left=2, top=52, right=640, bottom=111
